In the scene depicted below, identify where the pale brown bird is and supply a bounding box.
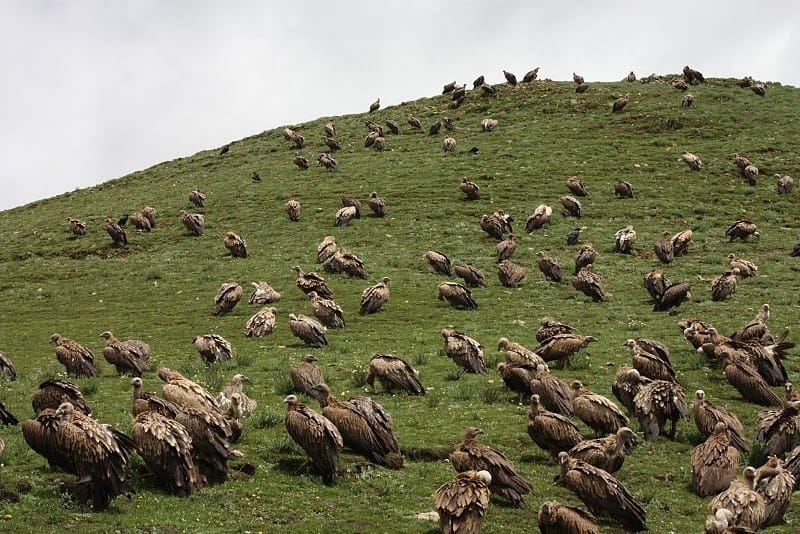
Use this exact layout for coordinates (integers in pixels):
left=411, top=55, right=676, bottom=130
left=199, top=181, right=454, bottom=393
left=317, top=152, right=337, bottom=171
left=441, top=329, right=486, bottom=373
left=179, top=210, right=204, bottom=236
left=572, top=72, right=584, bottom=84
left=459, top=178, right=481, bottom=200
left=223, top=231, right=247, bottom=258
left=536, top=251, right=562, bottom=283
left=527, top=394, right=583, bottom=463
left=248, top=281, right=281, bottom=305
left=50, top=333, right=97, bottom=378
left=730, top=304, right=770, bottom=342
left=129, top=212, right=151, bottom=232
left=742, top=164, right=759, bottom=186
left=710, top=466, right=765, bottom=530
left=573, top=244, right=597, bottom=274
left=496, top=234, right=517, bottom=262
left=407, top=115, right=422, bottom=129
left=367, top=191, right=386, bottom=217
left=497, top=337, right=545, bottom=366
left=443, top=136, right=456, bottom=154
left=525, top=203, right=552, bottom=232
left=681, top=150, right=702, bottom=170
left=692, top=421, right=742, bottom=497
left=560, top=195, right=582, bottom=217
left=193, top=333, right=234, bottom=364
left=245, top=306, right=278, bottom=337
left=290, top=355, right=326, bottom=401
left=307, top=291, right=345, bottom=329
left=711, top=270, right=739, bottom=301
left=568, top=426, right=637, bottom=474
left=530, top=363, right=574, bottom=417
left=571, top=380, right=629, bottom=436
left=612, top=367, right=652, bottom=415
left=572, top=264, right=607, bottom=302
left=132, top=409, right=196, bottom=497
left=288, top=313, right=328, bottom=348
left=653, top=231, right=674, bottom=263
left=335, top=205, right=358, bottom=227
left=284, top=199, right=300, bottom=222
left=728, top=253, right=758, bottom=278
left=754, top=456, right=795, bottom=527
left=141, top=205, right=157, bottom=228
left=158, top=367, right=219, bottom=412
left=360, top=277, right=390, bottom=315
left=293, top=266, right=334, bottom=299
left=682, top=94, right=695, bottom=107
left=104, top=217, right=128, bottom=247
left=725, top=219, right=759, bottom=242
left=283, top=394, right=342, bottom=485
left=632, top=379, right=688, bottom=440
left=101, top=331, right=150, bottom=376
left=538, top=500, right=599, bottom=534
left=66, top=217, right=87, bottom=237
left=214, top=282, right=242, bottom=316
left=566, top=176, right=586, bottom=197
left=435, top=469, right=492, bottom=534
left=454, top=264, right=488, bottom=288
left=437, top=281, right=478, bottom=309
left=385, top=119, right=399, bottom=135
left=322, top=248, right=368, bottom=279
left=614, top=225, right=637, bottom=253
left=481, top=118, right=498, bottom=132
left=497, top=259, right=526, bottom=287
left=423, top=250, right=452, bottom=276
left=694, top=390, right=749, bottom=452
left=612, top=95, right=628, bottom=112
left=366, top=353, right=425, bottom=396
left=775, top=173, right=794, bottom=194
left=614, top=180, right=634, bottom=198
left=317, top=235, right=337, bottom=264
left=672, top=229, right=693, bottom=256
left=626, top=71, right=636, bottom=82
left=643, top=267, right=670, bottom=302
left=623, top=338, right=676, bottom=382
left=293, top=152, right=309, bottom=170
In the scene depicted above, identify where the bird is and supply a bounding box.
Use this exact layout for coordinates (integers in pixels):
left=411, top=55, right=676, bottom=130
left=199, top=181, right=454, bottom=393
left=293, top=266, right=334, bottom=299
left=480, top=212, right=510, bottom=240
left=522, top=67, right=540, bottom=83
left=612, top=367, right=652, bottom=416
left=214, top=282, right=242, bottom=316
left=537, top=500, right=599, bottom=534
left=437, top=281, right=478, bottom=309
left=750, top=84, right=766, bottom=96
left=526, top=204, right=552, bottom=232
left=50, top=333, right=97, bottom=378
left=566, top=227, right=584, bottom=246
left=293, top=152, right=309, bottom=170
left=710, top=466, right=765, bottom=530
left=104, top=217, right=128, bottom=247
left=472, top=75, right=485, bottom=88
left=369, top=98, right=380, bottom=113
left=568, top=427, right=637, bottom=475
left=527, top=394, right=583, bottom=463
left=248, top=281, right=281, bottom=305
left=0, top=351, right=14, bottom=381
left=250, top=170, right=261, bottom=182
left=536, top=251, right=562, bottom=283
left=653, top=231, right=674, bottom=264
left=711, top=270, right=739, bottom=301
left=173, top=404, right=241, bottom=485
left=556, top=452, right=647, bottom=532
left=442, top=136, right=456, bottom=154
left=728, top=254, right=758, bottom=278
left=284, top=200, right=301, bottom=222
left=792, top=243, right=800, bottom=257
left=360, top=277, right=390, bottom=315
left=725, top=219, right=759, bottom=241
left=288, top=313, right=328, bottom=348
left=652, top=281, right=692, bottom=311
left=335, top=205, right=358, bottom=227
left=317, top=152, right=337, bottom=171
left=632, top=379, right=688, bottom=440
left=218, top=144, right=230, bottom=155
left=681, top=94, right=694, bottom=107
left=366, top=353, right=425, bottom=396
left=480, top=84, right=497, bottom=97
left=575, top=82, right=589, bottom=93
left=571, top=380, right=629, bottom=436
left=497, top=337, right=544, bottom=367
left=223, top=231, right=247, bottom=258
left=179, top=210, right=204, bottom=236
left=612, top=95, right=628, bottom=112
left=385, top=119, right=399, bottom=135
left=66, top=217, right=87, bottom=237
left=443, top=117, right=457, bottom=131
left=192, top=333, right=234, bottom=365
left=681, top=150, right=703, bottom=170
left=140, top=205, right=157, bottom=228
left=614, top=225, right=637, bottom=254
left=497, top=259, right=526, bottom=287
left=429, top=119, right=442, bottom=136
left=323, top=137, right=341, bottom=151
left=614, top=180, right=634, bottom=198
left=753, top=455, right=795, bottom=527
left=290, top=355, right=326, bottom=401
left=424, top=250, right=452, bottom=276
left=622, top=338, right=676, bottom=382
left=756, top=400, right=800, bottom=459
left=454, top=427, right=532, bottom=507
left=0, top=402, right=17, bottom=426
left=572, top=72, right=584, bottom=84
left=566, top=176, right=586, bottom=197
left=32, top=379, right=91, bottom=415
left=672, top=229, right=694, bottom=256
left=407, top=115, right=422, bottom=129
left=481, top=118, right=498, bottom=132
left=441, top=329, right=486, bottom=374
left=560, top=195, right=582, bottom=217
left=434, top=469, right=492, bottom=534
left=672, top=78, right=689, bottom=91
left=131, top=410, right=196, bottom=497
left=742, top=164, right=759, bottom=186
left=323, top=121, right=336, bottom=137
left=459, top=178, right=480, bottom=200
left=453, top=264, right=487, bottom=288
left=245, top=306, right=278, bottom=337
left=158, top=367, right=220, bottom=412
left=322, top=248, right=368, bottom=279
left=691, top=421, right=741, bottom=497
left=100, top=331, right=150, bottom=376
left=496, top=361, right=538, bottom=402
left=572, top=264, right=607, bottom=302
left=218, top=374, right=256, bottom=416
left=535, top=317, right=578, bottom=343
left=502, top=70, right=517, bottom=86
left=626, top=71, right=637, bottom=82
left=775, top=173, right=794, bottom=194
left=529, top=363, right=574, bottom=417
left=683, top=65, right=705, bottom=84
left=307, top=291, right=345, bottom=329
left=724, top=358, right=782, bottom=406
left=367, top=191, right=387, bottom=217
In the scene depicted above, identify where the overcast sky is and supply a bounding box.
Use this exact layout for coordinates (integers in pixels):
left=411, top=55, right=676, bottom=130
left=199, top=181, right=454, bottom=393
left=1, top=1, right=797, bottom=212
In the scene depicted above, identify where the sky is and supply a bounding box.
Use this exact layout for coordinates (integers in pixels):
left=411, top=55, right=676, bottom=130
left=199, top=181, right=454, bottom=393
left=1, top=1, right=797, bottom=212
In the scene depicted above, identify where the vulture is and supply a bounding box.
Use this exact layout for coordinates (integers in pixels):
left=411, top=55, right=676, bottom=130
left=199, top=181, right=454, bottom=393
left=681, top=150, right=702, bottom=170
left=132, top=410, right=196, bottom=497
left=218, top=374, right=256, bottom=417
left=335, top=205, right=358, bottom=227
left=711, top=270, right=739, bottom=301
left=366, top=354, right=425, bottom=395
left=672, top=229, right=693, bottom=256
left=480, top=210, right=513, bottom=239
left=50, top=334, right=97, bottom=377
left=497, top=337, right=545, bottom=366
left=293, top=266, right=334, bottom=299
left=537, top=500, right=599, bottom=534
left=284, top=200, right=301, bottom=222
left=104, top=217, right=128, bottom=247
left=317, top=235, right=338, bottom=264
left=567, top=227, right=583, bottom=246
left=683, top=65, right=705, bottom=84
left=454, top=264, right=488, bottom=288
left=653, top=281, right=692, bottom=311
left=694, top=389, right=750, bottom=452
left=32, top=379, right=92, bottom=415
left=497, top=362, right=538, bottom=402
left=442, top=136, right=456, bottom=154
left=307, top=291, right=345, bottom=329
left=710, top=466, right=765, bottom=531
left=441, top=329, right=486, bottom=374
left=0, top=402, right=17, bottom=426
left=750, top=83, right=766, bottom=96
left=742, top=164, right=759, bottom=186
left=158, top=367, right=220, bottom=412
left=219, top=144, right=230, bottom=154
left=572, top=265, right=607, bottom=302
left=214, top=282, right=242, bottom=316
left=572, top=72, right=584, bottom=84
left=367, top=191, right=387, bottom=217
left=369, top=98, right=380, bottom=113
left=429, top=119, right=442, bottom=136
left=557, top=329, right=594, bottom=362
left=293, top=152, right=309, bottom=170
left=173, top=404, right=241, bottom=485
left=614, top=180, right=634, bottom=198
left=360, top=277, right=391, bottom=315
left=248, top=281, right=281, bottom=305
left=385, top=119, right=399, bottom=135
left=571, top=380, right=629, bottom=436
left=612, top=367, right=652, bottom=415
left=481, top=118, right=498, bottom=132
left=754, top=456, right=795, bottom=527
left=0, top=351, right=15, bottom=381
left=525, top=203, right=552, bottom=232
left=611, top=95, right=628, bottom=112
left=434, top=470, right=492, bottom=534
left=614, top=225, right=637, bottom=253
left=623, top=338, right=676, bottom=382
left=141, top=205, right=157, bottom=228
left=67, top=217, right=87, bottom=236
left=726, top=219, right=759, bottom=241
left=437, top=281, right=478, bottom=310
left=288, top=313, right=328, bottom=348
left=672, top=78, right=689, bottom=91
left=573, top=244, right=597, bottom=274
left=245, top=306, right=278, bottom=337
left=131, top=377, right=182, bottom=418
left=323, top=121, right=335, bottom=136
left=408, top=115, right=422, bottom=129
left=632, top=379, right=688, bottom=440
left=522, top=67, right=539, bottom=83
left=730, top=304, right=770, bottom=342
left=534, top=334, right=596, bottom=369
left=575, top=82, right=589, bottom=93
left=472, top=75, right=485, bottom=88
left=530, top=363, right=574, bottom=417
left=626, top=71, right=637, bottom=82
left=775, top=173, right=794, bottom=194
left=756, top=400, right=800, bottom=459
left=323, top=136, right=341, bottom=151
left=724, top=358, right=782, bottom=406
left=560, top=195, right=582, bottom=217
left=691, top=421, right=741, bottom=497
left=129, top=212, right=151, bottom=232
left=424, top=250, right=453, bottom=276
left=643, top=267, right=671, bottom=302
left=290, top=355, right=326, bottom=401
left=497, top=259, right=526, bottom=287
left=526, top=394, right=583, bottom=463
left=223, top=231, right=247, bottom=258
left=728, top=254, right=758, bottom=278
left=653, top=231, right=674, bottom=263
left=568, top=427, right=638, bottom=475
left=459, top=178, right=481, bottom=200
left=496, top=234, right=517, bottom=262
left=566, top=176, right=586, bottom=197
left=454, top=427, right=532, bottom=507
left=502, top=70, right=517, bottom=86
left=179, top=210, right=204, bottom=236
left=310, top=383, right=401, bottom=468
left=480, top=83, right=497, bottom=96
left=704, top=508, right=755, bottom=533
left=556, top=452, right=647, bottom=532
left=681, top=94, right=694, bottom=107
left=322, top=245, right=368, bottom=277
left=192, top=332, right=233, bottom=365
left=733, top=152, right=752, bottom=171
left=100, top=331, right=150, bottom=376
left=536, top=252, right=562, bottom=283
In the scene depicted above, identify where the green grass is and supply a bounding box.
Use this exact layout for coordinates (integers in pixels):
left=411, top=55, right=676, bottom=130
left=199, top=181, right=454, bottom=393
left=0, top=77, right=798, bottom=532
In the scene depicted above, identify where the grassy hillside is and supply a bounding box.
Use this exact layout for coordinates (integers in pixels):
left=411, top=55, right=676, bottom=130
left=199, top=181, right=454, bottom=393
left=0, top=75, right=798, bottom=532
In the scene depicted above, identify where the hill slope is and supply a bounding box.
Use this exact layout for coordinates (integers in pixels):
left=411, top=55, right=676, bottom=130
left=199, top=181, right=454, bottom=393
left=0, top=76, right=799, bottom=532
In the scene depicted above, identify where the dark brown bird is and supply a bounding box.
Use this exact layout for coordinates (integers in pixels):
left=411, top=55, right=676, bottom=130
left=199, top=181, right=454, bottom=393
left=496, top=234, right=517, bottom=262
left=0, top=402, right=17, bottom=426
left=480, top=83, right=497, bottom=97
left=32, top=379, right=91, bottom=415
left=368, top=191, right=387, bottom=217
left=407, top=115, right=422, bottom=129
left=129, top=212, right=151, bottom=232
left=568, top=426, right=637, bottom=474
left=454, top=264, right=488, bottom=288
left=575, top=82, right=589, bottom=93
left=535, top=252, right=561, bottom=282
left=632, top=379, right=688, bottom=440
left=497, top=259, right=526, bottom=287
left=434, top=469, right=492, bottom=534
left=623, top=338, right=676, bottom=382
left=50, top=334, right=97, bottom=377
left=223, top=231, right=247, bottom=258
left=522, top=67, right=539, bottom=83
left=424, top=250, right=452, bottom=276
left=290, top=355, right=326, bottom=401
left=560, top=195, right=582, bottom=217
left=323, top=136, right=341, bottom=151
left=293, top=266, right=334, bottom=299
left=556, top=451, right=647, bottom=532
left=67, top=217, right=87, bottom=236
left=366, top=353, right=425, bottom=395
left=369, top=98, right=380, bottom=113
left=497, top=361, right=538, bottom=402
left=757, top=400, right=800, bottom=459
left=193, top=333, right=234, bottom=365
left=455, top=427, right=532, bottom=507
left=571, top=380, right=629, bottom=436
left=710, top=466, right=765, bottom=530
left=288, top=313, right=328, bottom=348
left=323, top=248, right=368, bottom=279
left=525, top=203, right=552, bottom=232
left=441, top=329, right=486, bottom=373
left=527, top=394, right=583, bottom=463
left=711, top=270, right=739, bottom=301
left=174, top=404, right=240, bottom=485
left=293, top=152, right=309, bottom=170
left=429, top=119, right=442, bottom=136
left=459, top=178, right=481, bottom=200
left=104, top=217, right=128, bottom=247
left=572, top=264, right=607, bottom=302
left=612, top=95, right=628, bottom=112
left=572, top=72, right=584, bottom=84
left=307, top=291, right=345, bottom=329
left=248, top=281, right=281, bottom=305
left=360, top=277, right=390, bottom=315
left=284, top=394, right=342, bottom=484
left=750, top=84, right=766, bottom=96
left=612, top=367, right=652, bottom=415
left=530, top=363, right=574, bottom=417
left=728, top=254, right=758, bottom=278
left=654, top=231, right=674, bottom=264
left=694, top=390, right=749, bottom=452
left=683, top=65, right=705, bottom=84
left=284, top=199, right=300, bottom=222
left=437, top=281, right=478, bottom=309
left=497, top=337, right=545, bottom=366
left=692, top=421, right=741, bottom=497
left=0, top=350, right=14, bottom=381
left=726, top=219, right=759, bottom=242
left=754, top=456, right=795, bottom=527
left=472, top=75, right=485, bottom=88
left=385, top=119, right=399, bottom=135
left=179, top=210, right=204, bottom=236
left=132, top=410, right=196, bottom=497
left=503, top=70, right=517, bottom=86
left=537, top=316, right=578, bottom=344
left=213, top=282, right=242, bottom=316
left=538, top=500, right=599, bottom=534
left=131, top=377, right=182, bottom=418
left=566, top=176, right=586, bottom=197
left=724, top=358, right=782, bottom=406
left=614, top=180, right=634, bottom=198
left=158, top=367, right=219, bottom=412
left=653, top=281, right=692, bottom=311
left=573, top=244, right=597, bottom=274
left=101, top=331, right=149, bottom=376
left=643, top=267, right=670, bottom=302
left=245, top=306, right=278, bottom=337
